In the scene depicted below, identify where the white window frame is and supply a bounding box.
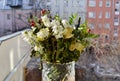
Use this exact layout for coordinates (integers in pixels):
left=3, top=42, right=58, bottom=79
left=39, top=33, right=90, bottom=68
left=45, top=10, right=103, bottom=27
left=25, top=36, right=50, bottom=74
left=106, top=1, right=111, bottom=7
left=99, top=0, right=103, bottom=7
left=105, top=23, right=110, bottom=29
left=89, top=0, right=96, bottom=7
left=89, top=23, right=95, bottom=29
left=98, top=23, right=102, bottom=28
left=105, top=12, right=110, bottom=18
left=99, top=12, right=102, bottom=18
left=88, top=12, right=96, bottom=18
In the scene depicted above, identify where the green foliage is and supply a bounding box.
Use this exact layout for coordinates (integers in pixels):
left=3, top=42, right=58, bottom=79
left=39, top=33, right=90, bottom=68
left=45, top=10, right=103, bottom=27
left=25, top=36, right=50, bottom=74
left=69, top=14, right=77, bottom=25
left=23, top=12, right=98, bottom=63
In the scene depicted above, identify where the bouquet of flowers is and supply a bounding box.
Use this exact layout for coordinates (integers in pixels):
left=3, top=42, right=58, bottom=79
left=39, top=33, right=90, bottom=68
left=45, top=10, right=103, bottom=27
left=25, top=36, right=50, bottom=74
left=22, top=10, right=97, bottom=63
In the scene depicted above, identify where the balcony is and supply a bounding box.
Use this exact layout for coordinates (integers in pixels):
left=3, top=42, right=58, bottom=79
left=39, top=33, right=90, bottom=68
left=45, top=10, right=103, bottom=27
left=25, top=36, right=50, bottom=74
left=0, top=30, right=31, bottom=81
left=1, top=30, right=120, bottom=81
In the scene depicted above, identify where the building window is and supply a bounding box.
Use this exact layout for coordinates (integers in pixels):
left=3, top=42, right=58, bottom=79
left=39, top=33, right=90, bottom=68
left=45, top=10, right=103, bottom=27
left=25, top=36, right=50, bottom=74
left=105, top=23, right=110, bottom=29
left=114, top=28, right=118, bottom=33
left=7, top=14, right=10, bottom=20
left=114, top=28, right=118, bottom=36
left=114, top=32, right=118, bottom=37
left=47, top=5, right=51, bottom=10
left=72, top=0, right=81, bottom=6
left=115, top=8, right=119, bottom=11
left=89, top=0, right=96, bottom=7
left=98, top=23, right=102, bottom=28
left=105, top=12, right=110, bottom=18
left=105, top=35, right=109, bottom=42
left=114, top=17, right=119, bottom=22
left=116, top=1, right=119, bottom=5
left=99, top=0, right=103, bottom=7
left=98, top=12, right=102, bottom=18
left=18, top=14, right=22, bottom=19
left=106, top=1, right=111, bottom=7
left=29, top=0, right=34, bottom=6
left=64, top=0, right=68, bottom=7
left=77, top=0, right=81, bottom=5
left=89, top=23, right=95, bottom=29
left=113, top=37, right=118, bottom=42
left=88, top=12, right=96, bottom=18
left=47, top=0, right=50, bottom=2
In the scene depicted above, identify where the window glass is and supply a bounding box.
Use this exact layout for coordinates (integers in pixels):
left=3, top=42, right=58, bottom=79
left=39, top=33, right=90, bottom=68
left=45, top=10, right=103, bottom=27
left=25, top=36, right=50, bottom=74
left=88, top=12, right=96, bottom=18
left=105, top=12, right=110, bottom=18
left=99, top=0, right=103, bottom=7
left=89, top=0, right=96, bottom=7
left=106, top=1, right=111, bottom=7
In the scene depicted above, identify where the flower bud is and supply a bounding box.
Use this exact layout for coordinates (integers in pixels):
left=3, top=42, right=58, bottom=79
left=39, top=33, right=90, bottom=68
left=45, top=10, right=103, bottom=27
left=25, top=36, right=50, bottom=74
left=30, top=21, right=36, bottom=27
left=41, top=9, right=47, bottom=15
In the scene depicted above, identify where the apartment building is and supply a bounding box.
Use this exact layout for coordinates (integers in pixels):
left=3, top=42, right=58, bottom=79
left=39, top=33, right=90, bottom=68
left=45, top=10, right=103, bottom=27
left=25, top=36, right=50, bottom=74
left=0, top=0, right=45, bottom=36
left=46, top=0, right=87, bottom=23
left=114, top=0, right=120, bottom=42
left=87, top=0, right=120, bottom=43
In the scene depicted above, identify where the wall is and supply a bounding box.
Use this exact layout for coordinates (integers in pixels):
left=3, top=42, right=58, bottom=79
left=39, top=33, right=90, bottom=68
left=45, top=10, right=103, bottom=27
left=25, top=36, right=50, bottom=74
left=0, top=31, right=31, bottom=81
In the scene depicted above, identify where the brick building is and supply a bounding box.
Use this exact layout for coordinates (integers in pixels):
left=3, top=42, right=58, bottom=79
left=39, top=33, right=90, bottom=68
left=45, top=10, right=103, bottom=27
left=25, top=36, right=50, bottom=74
left=87, top=0, right=120, bottom=43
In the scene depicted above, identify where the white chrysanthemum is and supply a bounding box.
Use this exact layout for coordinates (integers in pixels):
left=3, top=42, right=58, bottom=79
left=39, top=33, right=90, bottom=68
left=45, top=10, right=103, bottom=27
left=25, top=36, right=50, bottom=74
left=22, top=31, right=30, bottom=42
left=55, top=32, right=63, bottom=39
left=34, top=45, right=44, bottom=54
left=52, top=25, right=58, bottom=34
left=41, top=15, right=51, bottom=27
left=52, top=25, right=64, bottom=39
left=51, top=20, right=60, bottom=26
left=53, top=26, right=63, bottom=34
left=37, top=28, right=49, bottom=40
left=62, top=20, right=70, bottom=27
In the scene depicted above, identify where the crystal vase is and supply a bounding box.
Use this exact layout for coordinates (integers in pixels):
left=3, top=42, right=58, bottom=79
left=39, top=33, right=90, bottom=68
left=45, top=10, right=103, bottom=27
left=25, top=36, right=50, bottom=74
left=42, top=61, right=75, bottom=81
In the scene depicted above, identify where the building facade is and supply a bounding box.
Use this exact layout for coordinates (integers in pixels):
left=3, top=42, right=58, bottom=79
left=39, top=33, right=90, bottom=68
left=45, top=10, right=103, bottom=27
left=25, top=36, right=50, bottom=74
left=114, top=0, right=120, bottom=42
left=0, top=0, right=45, bottom=37
left=87, top=0, right=120, bottom=43
left=46, top=0, right=87, bottom=23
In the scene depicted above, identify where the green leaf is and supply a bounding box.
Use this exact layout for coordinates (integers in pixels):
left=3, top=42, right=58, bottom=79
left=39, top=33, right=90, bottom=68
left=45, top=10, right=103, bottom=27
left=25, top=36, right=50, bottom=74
left=69, top=14, right=77, bottom=25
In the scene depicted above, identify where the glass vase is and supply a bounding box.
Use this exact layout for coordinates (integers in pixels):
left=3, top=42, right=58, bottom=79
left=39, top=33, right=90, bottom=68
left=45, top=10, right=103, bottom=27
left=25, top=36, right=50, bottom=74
left=42, top=61, right=75, bottom=81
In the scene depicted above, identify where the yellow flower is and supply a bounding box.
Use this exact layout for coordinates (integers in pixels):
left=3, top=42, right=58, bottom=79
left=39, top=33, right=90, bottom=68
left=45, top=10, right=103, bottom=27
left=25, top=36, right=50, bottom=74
left=63, top=27, right=74, bottom=39
left=75, top=43, right=84, bottom=52
left=69, top=41, right=84, bottom=52
left=69, top=43, right=76, bottom=51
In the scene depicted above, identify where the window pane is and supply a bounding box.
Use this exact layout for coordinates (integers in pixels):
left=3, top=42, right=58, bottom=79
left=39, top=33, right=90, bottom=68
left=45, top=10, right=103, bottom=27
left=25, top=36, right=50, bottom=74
left=89, top=0, right=96, bottom=7
left=99, top=12, right=102, bottom=18
left=105, top=12, right=110, bottom=18
left=105, top=23, right=110, bottom=29
left=7, top=14, right=10, bottom=20
left=88, top=12, right=96, bottom=18
left=99, top=0, right=103, bottom=7
left=106, top=1, right=111, bottom=7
